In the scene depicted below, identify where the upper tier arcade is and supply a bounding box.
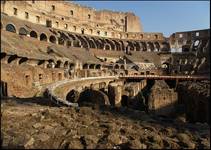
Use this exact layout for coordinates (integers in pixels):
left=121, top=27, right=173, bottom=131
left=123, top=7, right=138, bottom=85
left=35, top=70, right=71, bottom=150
left=0, top=0, right=165, bottom=40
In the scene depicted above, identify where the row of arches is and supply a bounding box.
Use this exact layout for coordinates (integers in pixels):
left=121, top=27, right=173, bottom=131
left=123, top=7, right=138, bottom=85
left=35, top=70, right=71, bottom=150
left=2, top=23, right=170, bottom=52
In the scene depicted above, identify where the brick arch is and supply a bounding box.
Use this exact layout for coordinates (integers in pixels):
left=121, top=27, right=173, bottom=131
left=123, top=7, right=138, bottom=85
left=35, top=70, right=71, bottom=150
left=30, top=30, right=38, bottom=38
left=18, top=27, right=28, bottom=36
left=49, top=35, right=57, bottom=43
left=40, top=33, right=48, bottom=41
left=147, top=41, right=155, bottom=52
left=112, top=40, right=121, bottom=51
left=154, top=42, right=160, bottom=51
left=6, top=23, right=16, bottom=33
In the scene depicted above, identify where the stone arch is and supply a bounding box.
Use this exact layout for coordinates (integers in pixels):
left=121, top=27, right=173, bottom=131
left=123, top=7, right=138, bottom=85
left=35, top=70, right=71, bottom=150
left=66, top=40, right=72, bottom=48
left=72, top=39, right=81, bottom=47
left=113, top=40, right=121, bottom=51
left=40, top=33, right=47, bottom=41
left=64, top=61, right=69, bottom=68
left=19, top=27, right=28, bottom=35
left=147, top=42, right=155, bottom=51
left=58, top=37, right=65, bottom=45
left=18, top=57, right=28, bottom=65
left=104, top=43, right=111, bottom=50
left=105, top=39, right=116, bottom=50
left=140, top=42, right=147, bottom=51
left=114, top=64, right=120, bottom=69
left=95, top=64, right=101, bottom=69
left=161, top=42, right=170, bottom=52
left=77, top=35, right=89, bottom=48
left=6, top=23, right=16, bottom=33
left=8, top=55, right=18, bottom=64
left=78, top=89, right=109, bottom=106
left=69, top=63, right=75, bottom=70
left=154, top=42, right=160, bottom=51
left=83, top=63, right=89, bottom=69
left=120, top=65, right=125, bottom=70
left=30, top=30, right=38, bottom=38
left=95, top=38, right=104, bottom=49
left=127, top=41, right=135, bottom=51
left=89, top=64, right=95, bottom=69
left=88, top=39, right=97, bottom=49
left=134, top=41, right=141, bottom=51
left=66, top=89, right=80, bottom=103
left=49, top=35, right=57, bottom=43
left=55, top=60, right=62, bottom=68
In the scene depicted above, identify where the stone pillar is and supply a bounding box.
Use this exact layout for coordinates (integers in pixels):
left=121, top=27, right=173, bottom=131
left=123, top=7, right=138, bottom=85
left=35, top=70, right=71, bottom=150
left=108, top=82, right=122, bottom=106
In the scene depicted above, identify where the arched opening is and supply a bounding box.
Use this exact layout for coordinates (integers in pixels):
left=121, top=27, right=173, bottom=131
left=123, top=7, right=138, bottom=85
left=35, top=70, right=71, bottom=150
left=49, top=35, right=57, bottom=43
left=66, top=89, right=80, bottom=103
left=19, top=27, right=28, bottom=35
left=69, top=63, right=75, bottom=70
left=161, top=42, right=170, bottom=52
left=30, top=31, right=38, bottom=38
left=55, top=60, right=62, bottom=68
left=66, top=40, right=72, bottom=48
left=58, top=38, right=65, bottom=45
left=89, top=39, right=96, bottom=48
left=89, top=64, right=95, bottom=69
left=147, top=42, right=155, bottom=51
left=114, top=64, right=120, bottom=69
left=18, top=57, right=28, bottom=65
left=96, top=64, right=101, bottom=69
left=40, top=33, right=47, bottom=41
left=120, top=65, right=125, bottom=70
left=104, top=44, right=111, bottom=50
left=8, top=55, right=18, bottom=63
left=64, top=61, right=69, bottom=68
left=83, top=63, right=89, bottom=69
left=78, top=89, right=109, bottom=106
left=6, top=24, right=16, bottom=33
left=154, top=42, right=160, bottom=51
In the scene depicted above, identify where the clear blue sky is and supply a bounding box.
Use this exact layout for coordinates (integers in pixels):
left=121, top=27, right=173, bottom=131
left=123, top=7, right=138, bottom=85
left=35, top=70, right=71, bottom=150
left=72, top=1, right=210, bottom=37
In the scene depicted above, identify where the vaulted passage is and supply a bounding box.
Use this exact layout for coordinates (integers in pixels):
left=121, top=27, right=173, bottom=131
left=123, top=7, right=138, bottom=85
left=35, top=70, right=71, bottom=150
left=78, top=89, right=109, bottom=107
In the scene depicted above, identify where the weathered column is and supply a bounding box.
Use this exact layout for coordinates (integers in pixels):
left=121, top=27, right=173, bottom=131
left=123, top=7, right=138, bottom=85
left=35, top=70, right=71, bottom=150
left=108, top=82, right=122, bottom=106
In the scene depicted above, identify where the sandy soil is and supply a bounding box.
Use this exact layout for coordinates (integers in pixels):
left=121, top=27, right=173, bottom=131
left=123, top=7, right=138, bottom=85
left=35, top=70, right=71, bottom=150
left=1, top=98, right=210, bottom=149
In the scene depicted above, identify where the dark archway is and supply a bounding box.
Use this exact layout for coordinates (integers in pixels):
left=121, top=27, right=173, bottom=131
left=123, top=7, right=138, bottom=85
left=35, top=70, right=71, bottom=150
left=40, top=33, right=47, bottom=41
left=49, top=35, right=57, bottom=43
left=66, top=89, right=80, bottom=103
left=83, top=63, right=89, bottom=69
left=78, top=89, right=109, bottom=107
left=30, top=31, right=38, bottom=38
left=19, top=27, right=28, bottom=35
left=6, top=24, right=16, bottom=33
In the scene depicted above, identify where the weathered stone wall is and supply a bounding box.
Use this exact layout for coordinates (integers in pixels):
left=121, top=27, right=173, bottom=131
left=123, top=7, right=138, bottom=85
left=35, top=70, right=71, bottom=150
left=1, top=63, right=65, bottom=97
left=177, top=81, right=210, bottom=124
left=148, top=80, right=178, bottom=116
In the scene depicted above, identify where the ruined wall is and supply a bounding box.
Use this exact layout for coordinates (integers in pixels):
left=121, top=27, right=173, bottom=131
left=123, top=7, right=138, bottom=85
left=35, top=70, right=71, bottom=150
left=1, top=63, right=65, bottom=97
left=148, top=80, right=178, bottom=116
left=177, top=81, right=210, bottom=124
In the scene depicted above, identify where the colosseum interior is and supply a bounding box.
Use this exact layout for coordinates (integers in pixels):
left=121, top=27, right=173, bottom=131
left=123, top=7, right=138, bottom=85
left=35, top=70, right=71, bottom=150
left=1, top=1, right=210, bottom=149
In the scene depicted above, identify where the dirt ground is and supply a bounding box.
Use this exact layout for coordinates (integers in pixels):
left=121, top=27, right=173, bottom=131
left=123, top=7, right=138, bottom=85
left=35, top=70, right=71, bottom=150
left=1, top=97, right=210, bottom=149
